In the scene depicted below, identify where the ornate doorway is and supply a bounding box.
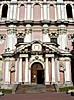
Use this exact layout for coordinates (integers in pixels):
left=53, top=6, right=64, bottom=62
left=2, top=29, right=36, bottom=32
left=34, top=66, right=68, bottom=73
left=31, top=62, right=44, bottom=84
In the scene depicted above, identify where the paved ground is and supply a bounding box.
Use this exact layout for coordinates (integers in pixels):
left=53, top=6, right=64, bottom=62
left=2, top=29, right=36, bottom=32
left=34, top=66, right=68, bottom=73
left=0, top=92, right=74, bottom=100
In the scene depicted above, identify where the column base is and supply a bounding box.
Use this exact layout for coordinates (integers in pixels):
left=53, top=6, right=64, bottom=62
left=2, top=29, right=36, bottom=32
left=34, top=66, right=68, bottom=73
left=65, top=81, right=73, bottom=86
left=45, top=82, right=50, bottom=85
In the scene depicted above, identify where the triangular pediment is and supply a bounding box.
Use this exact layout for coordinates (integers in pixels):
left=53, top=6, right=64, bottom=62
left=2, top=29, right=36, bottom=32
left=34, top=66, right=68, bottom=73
left=14, top=40, right=71, bottom=56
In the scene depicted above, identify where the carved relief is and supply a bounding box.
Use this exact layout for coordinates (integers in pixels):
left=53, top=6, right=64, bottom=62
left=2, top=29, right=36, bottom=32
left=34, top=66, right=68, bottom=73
left=0, top=34, right=6, bottom=44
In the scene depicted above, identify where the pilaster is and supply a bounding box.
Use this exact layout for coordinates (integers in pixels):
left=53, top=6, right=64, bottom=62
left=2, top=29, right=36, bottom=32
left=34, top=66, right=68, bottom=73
left=7, top=25, right=17, bottom=51
left=57, top=25, right=67, bottom=50
left=25, top=24, right=32, bottom=42
left=42, top=24, right=50, bottom=42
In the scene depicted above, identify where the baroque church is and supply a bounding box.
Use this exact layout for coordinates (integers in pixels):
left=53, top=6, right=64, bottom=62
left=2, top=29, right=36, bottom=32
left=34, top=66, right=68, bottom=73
left=0, top=0, right=74, bottom=89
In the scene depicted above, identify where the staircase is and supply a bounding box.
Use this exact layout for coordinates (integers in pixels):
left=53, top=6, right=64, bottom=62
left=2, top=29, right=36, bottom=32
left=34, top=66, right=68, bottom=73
left=15, top=84, right=57, bottom=93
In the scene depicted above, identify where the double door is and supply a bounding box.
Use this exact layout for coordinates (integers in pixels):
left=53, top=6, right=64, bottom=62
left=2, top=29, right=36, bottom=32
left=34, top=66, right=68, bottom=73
left=31, top=69, right=44, bottom=84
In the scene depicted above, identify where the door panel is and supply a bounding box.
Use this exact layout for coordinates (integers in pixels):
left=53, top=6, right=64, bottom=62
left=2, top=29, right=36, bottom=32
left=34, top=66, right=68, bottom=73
left=37, top=70, right=44, bottom=84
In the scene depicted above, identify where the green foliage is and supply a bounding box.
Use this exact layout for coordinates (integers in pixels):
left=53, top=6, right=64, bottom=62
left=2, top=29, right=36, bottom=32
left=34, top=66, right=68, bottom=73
left=59, top=86, right=74, bottom=92
left=0, top=89, right=12, bottom=94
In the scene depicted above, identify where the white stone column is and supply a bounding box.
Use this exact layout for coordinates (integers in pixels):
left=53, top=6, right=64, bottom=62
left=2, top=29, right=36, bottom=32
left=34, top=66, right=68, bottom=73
left=25, top=25, right=32, bottom=42
left=52, top=57, right=55, bottom=83
left=7, top=25, right=16, bottom=51
left=0, top=4, right=2, bottom=20
left=57, top=60, right=60, bottom=82
left=17, top=5, right=20, bottom=20
left=5, top=61, right=10, bottom=84
left=47, top=5, right=49, bottom=20
left=61, top=5, right=65, bottom=20
left=11, top=0, right=17, bottom=1
left=57, top=0, right=63, bottom=2
left=57, top=5, right=61, bottom=20
left=28, top=0, right=30, bottom=2
left=64, top=5, right=67, bottom=20
left=7, top=4, right=10, bottom=20
left=29, top=69, right=31, bottom=84
left=43, top=4, right=47, bottom=20
left=15, top=59, right=18, bottom=83
left=10, top=4, right=13, bottom=20
left=13, top=4, right=17, bottom=20
left=7, top=33, right=13, bottom=51
left=31, top=5, right=33, bottom=20
left=65, top=58, right=71, bottom=84
left=45, top=57, right=50, bottom=84
left=24, top=4, right=26, bottom=20
left=42, top=24, right=50, bottom=42
left=72, top=5, right=74, bottom=19
left=25, top=57, right=29, bottom=83
left=27, top=4, right=31, bottom=20
left=41, top=5, right=43, bottom=20
left=61, top=34, right=66, bottom=50
left=18, top=58, right=22, bottom=83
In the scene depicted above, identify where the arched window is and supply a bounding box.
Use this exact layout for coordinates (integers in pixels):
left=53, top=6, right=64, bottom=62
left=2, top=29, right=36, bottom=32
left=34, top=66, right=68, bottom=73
left=33, top=4, right=41, bottom=21
left=66, top=4, right=73, bottom=18
left=2, top=4, right=8, bottom=18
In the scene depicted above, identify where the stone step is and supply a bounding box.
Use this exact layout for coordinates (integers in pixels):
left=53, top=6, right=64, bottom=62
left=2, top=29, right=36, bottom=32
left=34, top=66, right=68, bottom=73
left=16, top=84, right=56, bottom=93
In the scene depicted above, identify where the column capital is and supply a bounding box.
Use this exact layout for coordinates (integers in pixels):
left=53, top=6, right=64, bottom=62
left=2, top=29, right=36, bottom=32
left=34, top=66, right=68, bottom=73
left=7, top=25, right=17, bottom=34
left=45, top=54, right=54, bottom=58
left=42, top=24, right=49, bottom=34
left=25, top=24, right=32, bottom=34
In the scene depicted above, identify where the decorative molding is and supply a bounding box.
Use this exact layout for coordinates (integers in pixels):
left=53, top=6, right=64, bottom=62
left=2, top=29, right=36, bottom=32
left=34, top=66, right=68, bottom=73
left=25, top=28, right=32, bottom=34
left=7, top=25, right=17, bottom=34
left=42, top=24, right=49, bottom=34
left=57, top=27, right=67, bottom=34
left=42, top=28, right=49, bottom=34
left=16, top=32, right=25, bottom=38
left=68, top=34, right=74, bottom=40
left=49, top=32, right=59, bottom=38
left=25, top=24, right=32, bottom=34
left=0, top=34, right=6, bottom=44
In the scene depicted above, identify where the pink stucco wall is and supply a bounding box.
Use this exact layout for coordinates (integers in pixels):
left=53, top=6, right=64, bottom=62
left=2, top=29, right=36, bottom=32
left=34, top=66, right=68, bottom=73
left=33, top=5, right=41, bottom=21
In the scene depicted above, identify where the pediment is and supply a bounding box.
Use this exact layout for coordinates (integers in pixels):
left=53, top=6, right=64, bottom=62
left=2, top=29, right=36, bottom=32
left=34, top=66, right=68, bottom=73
left=14, top=40, right=71, bottom=56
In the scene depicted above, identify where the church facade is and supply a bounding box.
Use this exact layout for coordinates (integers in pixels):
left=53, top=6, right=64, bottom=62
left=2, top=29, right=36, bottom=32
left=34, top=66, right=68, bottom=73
left=0, top=0, right=74, bottom=88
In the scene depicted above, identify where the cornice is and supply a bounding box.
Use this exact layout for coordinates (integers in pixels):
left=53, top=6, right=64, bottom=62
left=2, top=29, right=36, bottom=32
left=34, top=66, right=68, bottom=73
left=0, top=20, right=74, bottom=26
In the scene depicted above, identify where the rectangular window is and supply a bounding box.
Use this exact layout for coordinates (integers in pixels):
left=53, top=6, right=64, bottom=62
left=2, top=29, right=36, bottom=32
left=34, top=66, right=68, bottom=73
left=50, top=38, right=57, bottom=44
left=17, top=38, right=24, bottom=43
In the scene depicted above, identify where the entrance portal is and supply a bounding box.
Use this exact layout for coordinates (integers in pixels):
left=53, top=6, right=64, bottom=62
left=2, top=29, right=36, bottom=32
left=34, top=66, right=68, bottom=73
left=31, top=62, right=44, bottom=84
